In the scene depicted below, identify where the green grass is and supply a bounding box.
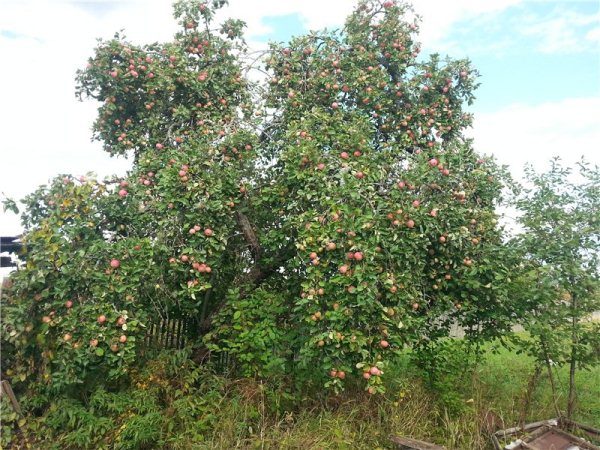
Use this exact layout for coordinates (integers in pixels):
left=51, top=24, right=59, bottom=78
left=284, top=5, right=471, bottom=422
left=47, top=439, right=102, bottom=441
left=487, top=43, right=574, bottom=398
left=179, top=339, right=600, bottom=449
left=5, top=337, right=599, bottom=449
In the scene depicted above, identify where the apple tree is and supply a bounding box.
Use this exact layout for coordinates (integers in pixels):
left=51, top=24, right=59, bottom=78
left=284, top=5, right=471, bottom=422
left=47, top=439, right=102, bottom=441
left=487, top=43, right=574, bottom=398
left=512, top=159, right=599, bottom=419
left=2, top=0, right=519, bottom=395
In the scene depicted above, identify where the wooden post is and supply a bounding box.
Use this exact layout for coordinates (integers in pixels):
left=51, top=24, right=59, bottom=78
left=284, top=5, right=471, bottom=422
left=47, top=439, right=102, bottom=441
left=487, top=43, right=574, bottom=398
left=0, top=380, right=21, bottom=414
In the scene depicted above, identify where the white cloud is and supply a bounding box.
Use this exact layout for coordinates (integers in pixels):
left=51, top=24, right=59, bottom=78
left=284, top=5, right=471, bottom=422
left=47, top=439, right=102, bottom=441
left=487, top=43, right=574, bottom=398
left=471, top=97, right=600, bottom=180
left=519, top=9, right=600, bottom=54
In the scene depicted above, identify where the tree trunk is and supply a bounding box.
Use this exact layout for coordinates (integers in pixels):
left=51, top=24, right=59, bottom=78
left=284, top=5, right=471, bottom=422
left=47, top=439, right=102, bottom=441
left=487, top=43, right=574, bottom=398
left=541, top=338, right=562, bottom=419
left=567, top=291, right=578, bottom=420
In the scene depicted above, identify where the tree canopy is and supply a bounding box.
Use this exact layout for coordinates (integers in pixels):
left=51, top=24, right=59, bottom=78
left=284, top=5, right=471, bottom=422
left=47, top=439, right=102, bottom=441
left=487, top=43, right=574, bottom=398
left=2, top=0, right=523, bottom=394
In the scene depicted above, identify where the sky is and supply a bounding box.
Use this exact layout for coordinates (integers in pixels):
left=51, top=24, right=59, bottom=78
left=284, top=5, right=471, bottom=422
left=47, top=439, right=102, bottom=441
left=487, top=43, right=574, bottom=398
left=0, top=0, right=599, bottom=240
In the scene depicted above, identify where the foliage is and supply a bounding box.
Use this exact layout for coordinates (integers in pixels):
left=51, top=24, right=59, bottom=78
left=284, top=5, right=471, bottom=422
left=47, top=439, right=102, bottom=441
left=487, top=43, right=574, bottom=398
left=1, top=344, right=598, bottom=450
left=512, top=158, right=600, bottom=418
left=2, top=0, right=521, bottom=399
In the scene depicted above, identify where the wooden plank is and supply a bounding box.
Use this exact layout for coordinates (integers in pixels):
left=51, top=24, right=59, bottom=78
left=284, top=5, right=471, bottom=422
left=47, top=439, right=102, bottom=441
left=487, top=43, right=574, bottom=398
left=0, top=380, right=21, bottom=414
left=177, top=319, right=184, bottom=349
left=390, top=436, right=446, bottom=450
left=561, top=418, right=600, bottom=436
left=494, top=419, right=558, bottom=438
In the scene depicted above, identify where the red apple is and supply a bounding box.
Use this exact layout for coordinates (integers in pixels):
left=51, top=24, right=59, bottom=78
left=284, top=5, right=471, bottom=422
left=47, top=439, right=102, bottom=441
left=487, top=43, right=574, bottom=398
left=204, top=228, right=214, bottom=237
left=110, top=259, right=120, bottom=269
left=340, top=152, right=349, bottom=160
left=118, top=189, right=128, bottom=197
left=337, top=371, right=346, bottom=379
left=429, top=158, right=438, bottom=167
left=339, top=265, right=349, bottom=274
left=406, top=219, right=415, bottom=228
left=326, top=242, right=336, bottom=251
left=353, top=251, right=363, bottom=261
left=380, top=340, right=389, bottom=348
left=97, top=315, right=107, bottom=325
left=119, top=335, right=127, bottom=343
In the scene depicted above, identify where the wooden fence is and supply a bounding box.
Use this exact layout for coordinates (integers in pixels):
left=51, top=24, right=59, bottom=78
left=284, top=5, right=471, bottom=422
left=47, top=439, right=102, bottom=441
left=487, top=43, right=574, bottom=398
left=144, top=316, right=195, bottom=349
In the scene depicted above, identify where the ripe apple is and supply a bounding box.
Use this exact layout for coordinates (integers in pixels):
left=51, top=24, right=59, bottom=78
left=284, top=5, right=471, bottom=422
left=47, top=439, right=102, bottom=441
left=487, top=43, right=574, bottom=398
left=42, top=316, right=51, bottom=323
left=412, top=302, right=419, bottom=310
left=353, top=251, right=364, bottom=261
left=204, top=228, right=214, bottom=237
left=90, top=339, right=98, bottom=347
left=428, top=158, right=438, bottom=167
left=412, top=200, right=420, bottom=208
left=63, top=333, right=72, bottom=342
left=118, top=189, right=128, bottom=197
left=340, top=152, right=349, bottom=160
left=355, top=171, right=365, bottom=179
left=337, top=371, right=346, bottom=379
left=369, top=366, right=380, bottom=376
left=65, top=300, right=73, bottom=308
left=309, top=252, right=318, bottom=260
left=339, top=265, right=349, bottom=274
left=117, top=316, right=126, bottom=326
left=110, top=344, right=119, bottom=352
left=110, top=259, right=120, bottom=268
left=331, top=102, right=339, bottom=109
left=363, top=372, right=371, bottom=379
left=326, top=242, right=336, bottom=251
left=439, top=236, right=446, bottom=243
left=119, top=335, right=127, bottom=343
left=380, top=340, right=389, bottom=348
left=97, top=315, right=107, bottom=325
left=330, top=369, right=338, bottom=378
left=406, top=219, right=415, bottom=228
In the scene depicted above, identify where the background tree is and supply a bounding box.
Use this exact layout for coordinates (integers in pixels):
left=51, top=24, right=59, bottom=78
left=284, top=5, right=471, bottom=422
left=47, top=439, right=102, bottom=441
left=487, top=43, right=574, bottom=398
left=2, top=0, right=519, bottom=396
left=513, top=158, right=599, bottom=420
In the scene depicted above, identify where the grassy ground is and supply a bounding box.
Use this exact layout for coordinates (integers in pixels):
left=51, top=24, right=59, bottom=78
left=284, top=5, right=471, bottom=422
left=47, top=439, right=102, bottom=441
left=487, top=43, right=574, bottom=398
left=200, top=340, right=600, bottom=449
left=4, top=337, right=599, bottom=449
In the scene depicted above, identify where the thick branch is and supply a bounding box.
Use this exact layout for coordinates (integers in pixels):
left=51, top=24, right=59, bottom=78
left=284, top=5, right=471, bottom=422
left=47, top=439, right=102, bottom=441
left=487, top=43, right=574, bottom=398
left=235, top=210, right=261, bottom=262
